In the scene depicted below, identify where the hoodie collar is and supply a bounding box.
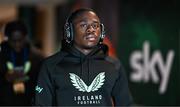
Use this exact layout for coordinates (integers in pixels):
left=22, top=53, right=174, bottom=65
left=62, top=44, right=108, bottom=60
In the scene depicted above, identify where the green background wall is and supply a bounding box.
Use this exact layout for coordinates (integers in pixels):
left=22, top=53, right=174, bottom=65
left=118, top=0, right=179, bottom=105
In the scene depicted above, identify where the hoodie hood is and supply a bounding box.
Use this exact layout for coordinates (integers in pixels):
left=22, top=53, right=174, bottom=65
left=61, top=43, right=109, bottom=60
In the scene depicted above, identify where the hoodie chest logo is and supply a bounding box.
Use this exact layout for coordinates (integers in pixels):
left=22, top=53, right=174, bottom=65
left=69, top=72, right=105, bottom=93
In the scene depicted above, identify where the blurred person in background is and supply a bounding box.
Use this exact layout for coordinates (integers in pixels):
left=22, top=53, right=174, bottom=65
left=34, top=8, right=133, bottom=106
left=0, top=20, right=44, bottom=105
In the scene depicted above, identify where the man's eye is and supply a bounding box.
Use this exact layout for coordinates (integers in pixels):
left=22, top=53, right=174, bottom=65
left=80, top=24, right=87, bottom=28
left=92, top=24, right=99, bottom=29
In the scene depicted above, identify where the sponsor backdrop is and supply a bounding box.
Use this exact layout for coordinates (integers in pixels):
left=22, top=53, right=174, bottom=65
left=118, top=0, right=179, bottom=105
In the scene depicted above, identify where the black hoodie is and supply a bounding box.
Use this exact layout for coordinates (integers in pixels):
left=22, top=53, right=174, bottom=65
left=34, top=44, right=133, bottom=106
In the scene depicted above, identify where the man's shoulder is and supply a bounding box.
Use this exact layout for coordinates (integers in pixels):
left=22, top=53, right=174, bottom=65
left=43, top=51, right=67, bottom=66
left=105, top=56, right=121, bottom=70
left=0, top=41, right=9, bottom=54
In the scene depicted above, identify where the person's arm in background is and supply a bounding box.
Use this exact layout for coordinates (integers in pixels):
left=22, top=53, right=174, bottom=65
left=111, top=62, right=133, bottom=106
left=33, top=61, right=55, bottom=106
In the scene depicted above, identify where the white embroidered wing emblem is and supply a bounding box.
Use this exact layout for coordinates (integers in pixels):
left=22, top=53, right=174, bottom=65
left=69, top=72, right=105, bottom=93
left=69, top=73, right=88, bottom=92
left=88, top=72, right=105, bottom=92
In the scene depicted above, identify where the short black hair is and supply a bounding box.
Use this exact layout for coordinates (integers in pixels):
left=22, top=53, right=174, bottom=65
left=4, top=20, right=28, bottom=38
left=67, top=8, right=96, bottom=23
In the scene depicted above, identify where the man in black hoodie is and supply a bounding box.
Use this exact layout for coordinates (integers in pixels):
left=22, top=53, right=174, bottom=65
left=0, top=20, right=44, bottom=105
left=34, top=8, right=133, bottom=106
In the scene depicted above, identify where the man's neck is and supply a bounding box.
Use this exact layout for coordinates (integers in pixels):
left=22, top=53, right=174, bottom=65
left=74, top=45, right=93, bottom=55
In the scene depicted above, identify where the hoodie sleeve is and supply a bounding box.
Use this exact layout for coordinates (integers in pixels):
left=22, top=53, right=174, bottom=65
left=33, top=61, right=55, bottom=106
left=111, top=64, right=133, bottom=106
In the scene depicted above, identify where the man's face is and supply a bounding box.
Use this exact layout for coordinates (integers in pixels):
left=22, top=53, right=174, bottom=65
left=73, top=11, right=101, bottom=50
left=8, top=31, right=26, bottom=52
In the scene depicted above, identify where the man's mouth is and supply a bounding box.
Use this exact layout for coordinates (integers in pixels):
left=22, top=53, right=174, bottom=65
left=84, top=34, right=97, bottom=41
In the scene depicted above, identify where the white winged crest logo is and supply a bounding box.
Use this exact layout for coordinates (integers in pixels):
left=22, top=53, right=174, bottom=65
left=69, top=72, right=105, bottom=92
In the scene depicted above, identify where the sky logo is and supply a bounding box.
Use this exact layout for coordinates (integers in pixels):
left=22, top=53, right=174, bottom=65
left=35, top=85, right=43, bottom=93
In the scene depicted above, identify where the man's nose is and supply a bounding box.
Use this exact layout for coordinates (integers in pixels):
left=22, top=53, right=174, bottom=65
left=86, top=25, right=95, bottom=33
